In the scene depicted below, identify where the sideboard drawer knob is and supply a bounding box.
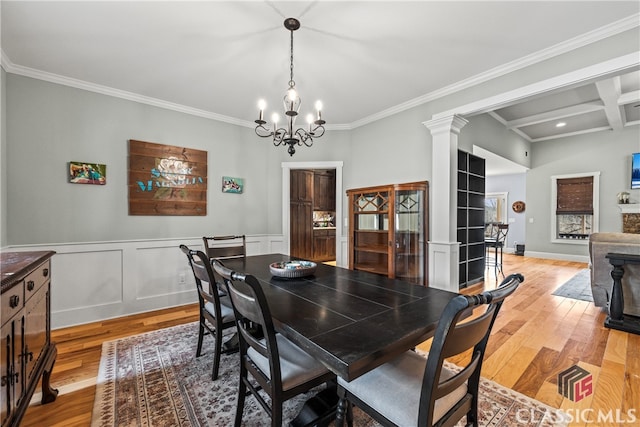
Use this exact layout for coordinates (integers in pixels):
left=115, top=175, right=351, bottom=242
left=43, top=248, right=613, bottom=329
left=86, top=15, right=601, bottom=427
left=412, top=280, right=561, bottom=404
left=9, top=294, right=20, bottom=308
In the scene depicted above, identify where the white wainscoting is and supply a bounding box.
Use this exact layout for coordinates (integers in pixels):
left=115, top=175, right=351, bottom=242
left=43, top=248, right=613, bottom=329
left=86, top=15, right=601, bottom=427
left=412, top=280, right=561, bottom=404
left=7, top=235, right=284, bottom=329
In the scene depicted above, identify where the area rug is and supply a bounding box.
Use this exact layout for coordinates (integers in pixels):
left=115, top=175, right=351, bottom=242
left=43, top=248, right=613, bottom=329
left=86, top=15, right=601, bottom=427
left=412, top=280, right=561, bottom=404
left=92, top=322, right=565, bottom=426
left=552, top=269, right=593, bottom=302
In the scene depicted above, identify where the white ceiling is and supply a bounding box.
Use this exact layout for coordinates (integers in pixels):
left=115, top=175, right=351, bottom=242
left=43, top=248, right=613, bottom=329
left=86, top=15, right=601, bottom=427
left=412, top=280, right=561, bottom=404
left=2, top=1, right=639, bottom=143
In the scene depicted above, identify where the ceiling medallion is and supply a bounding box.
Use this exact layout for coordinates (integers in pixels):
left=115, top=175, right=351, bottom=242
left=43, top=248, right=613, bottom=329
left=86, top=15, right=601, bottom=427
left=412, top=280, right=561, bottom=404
left=254, top=18, right=326, bottom=156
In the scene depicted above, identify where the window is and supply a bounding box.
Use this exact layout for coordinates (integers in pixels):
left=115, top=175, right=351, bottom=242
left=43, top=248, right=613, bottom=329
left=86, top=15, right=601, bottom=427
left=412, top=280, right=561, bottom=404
left=485, top=192, right=508, bottom=224
left=485, top=192, right=508, bottom=237
left=551, top=172, right=599, bottom=243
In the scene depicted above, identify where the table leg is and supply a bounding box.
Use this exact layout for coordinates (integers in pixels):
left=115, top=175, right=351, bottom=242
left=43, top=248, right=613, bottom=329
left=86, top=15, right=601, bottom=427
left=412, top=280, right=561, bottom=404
left=608, top=262, right=625, bottom=322
left=334, top=396, right=349, bottom=427
left=290, top=385, right=338, bottom=427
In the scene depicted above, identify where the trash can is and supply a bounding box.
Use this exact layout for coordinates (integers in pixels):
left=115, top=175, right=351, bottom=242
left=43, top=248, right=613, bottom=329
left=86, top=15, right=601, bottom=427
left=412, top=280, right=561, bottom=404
left=514, top=242, right=525, bottom=256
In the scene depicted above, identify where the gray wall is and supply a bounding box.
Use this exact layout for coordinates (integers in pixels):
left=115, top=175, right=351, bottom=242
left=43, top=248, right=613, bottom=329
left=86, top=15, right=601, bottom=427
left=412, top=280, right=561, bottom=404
left=4, top=74, right=352, bottom=245
left=526, top=126, right=640, bottom=258
left=3, top=27, right=638, bottom=252
left=460, top=113, right=531, bottom=169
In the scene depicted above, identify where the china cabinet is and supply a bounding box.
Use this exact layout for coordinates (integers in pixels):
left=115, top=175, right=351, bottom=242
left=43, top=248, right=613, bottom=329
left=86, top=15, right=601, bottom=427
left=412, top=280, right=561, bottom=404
left=347, top=181, right=428, bottom=286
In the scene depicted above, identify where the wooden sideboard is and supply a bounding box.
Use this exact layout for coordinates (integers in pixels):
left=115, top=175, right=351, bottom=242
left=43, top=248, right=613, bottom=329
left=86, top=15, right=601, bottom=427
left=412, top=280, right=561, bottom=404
left=1, top=251, right=58, bottom=427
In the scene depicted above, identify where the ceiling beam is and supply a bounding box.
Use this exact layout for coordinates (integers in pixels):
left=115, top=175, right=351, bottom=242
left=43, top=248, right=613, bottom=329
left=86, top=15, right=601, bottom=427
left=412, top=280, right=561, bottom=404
left=595, top=77, right=624, bottom=130
left=618, top=89, right=640, bottom=106
left=531, top=126, right=611, bottom=142
left=505, top=102, right=604, bottom=129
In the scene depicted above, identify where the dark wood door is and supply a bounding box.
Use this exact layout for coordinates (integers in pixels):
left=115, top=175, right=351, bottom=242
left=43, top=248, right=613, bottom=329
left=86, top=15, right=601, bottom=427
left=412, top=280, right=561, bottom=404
left=313, top=170, right=335, bottom=211
left=291, top=170, right=313, bottom=202
left=290, top=202, right=313, bottom=259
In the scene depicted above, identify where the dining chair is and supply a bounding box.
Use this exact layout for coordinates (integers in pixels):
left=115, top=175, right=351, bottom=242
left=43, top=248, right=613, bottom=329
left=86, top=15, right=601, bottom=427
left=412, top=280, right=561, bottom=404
left=213, top=261, right=337, bottom=427
left=202, top=235, right=246, bottom=261
left=485, top=223, right=509, bottom=279
left=335, top=273, right=524, bottom=427
left=179, top=244, right=237, bottom=380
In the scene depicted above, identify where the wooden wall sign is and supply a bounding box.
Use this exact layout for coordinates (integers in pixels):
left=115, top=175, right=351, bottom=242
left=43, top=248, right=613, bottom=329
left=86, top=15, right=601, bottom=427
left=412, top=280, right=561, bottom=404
left=128, top=139, right=207, bottom=216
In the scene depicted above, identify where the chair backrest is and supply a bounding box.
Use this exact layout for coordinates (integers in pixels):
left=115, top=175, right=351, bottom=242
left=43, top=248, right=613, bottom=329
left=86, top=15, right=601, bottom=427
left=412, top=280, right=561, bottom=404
left=180, top=244, right=224, bottom=319
left=495, top=223, right=509, bottom=243
left=485, top=223, right=509, bottom=244
left=203, top=235, right=246, bottom=260
left=418, top=273, right=523, bottom=426
left=212, top=260, right=284, bottom=392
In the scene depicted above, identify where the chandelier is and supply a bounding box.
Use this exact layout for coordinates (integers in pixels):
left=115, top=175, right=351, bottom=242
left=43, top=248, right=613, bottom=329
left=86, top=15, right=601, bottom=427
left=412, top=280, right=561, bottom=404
left=254, top=18, right=326, bottom=156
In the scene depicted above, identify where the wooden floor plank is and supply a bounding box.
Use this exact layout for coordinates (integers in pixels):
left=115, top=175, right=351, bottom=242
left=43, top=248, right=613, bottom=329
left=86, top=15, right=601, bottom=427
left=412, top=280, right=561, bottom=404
left=589, top=359, right=625, bottom=427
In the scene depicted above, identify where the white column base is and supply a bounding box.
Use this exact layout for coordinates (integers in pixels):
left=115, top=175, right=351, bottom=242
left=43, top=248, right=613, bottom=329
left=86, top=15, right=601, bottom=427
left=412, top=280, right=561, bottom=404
left=428, top=241, right=460, bottom=293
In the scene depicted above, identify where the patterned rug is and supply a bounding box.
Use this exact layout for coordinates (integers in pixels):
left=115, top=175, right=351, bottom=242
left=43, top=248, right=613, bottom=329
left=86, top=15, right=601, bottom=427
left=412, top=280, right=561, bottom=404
left=552, top=269, right=593, bottom=302
left=92, top=322, right=566, bottom=426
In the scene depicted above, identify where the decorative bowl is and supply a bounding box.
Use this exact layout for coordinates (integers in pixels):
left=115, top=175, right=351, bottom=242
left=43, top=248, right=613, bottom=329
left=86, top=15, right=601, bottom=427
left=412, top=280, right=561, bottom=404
left=269, top=260, right=317, bottom=278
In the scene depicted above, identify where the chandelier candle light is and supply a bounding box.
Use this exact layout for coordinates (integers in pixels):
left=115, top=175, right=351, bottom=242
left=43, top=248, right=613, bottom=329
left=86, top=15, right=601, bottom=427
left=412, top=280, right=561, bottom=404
left=254, top=18, right=326, bottom=156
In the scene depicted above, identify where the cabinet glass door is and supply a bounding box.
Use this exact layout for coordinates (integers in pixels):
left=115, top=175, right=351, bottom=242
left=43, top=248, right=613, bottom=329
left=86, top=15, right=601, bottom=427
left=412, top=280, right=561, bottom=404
left=353, top=191, right=389, bottom=276
left=394, top=189, right=424, bottom=284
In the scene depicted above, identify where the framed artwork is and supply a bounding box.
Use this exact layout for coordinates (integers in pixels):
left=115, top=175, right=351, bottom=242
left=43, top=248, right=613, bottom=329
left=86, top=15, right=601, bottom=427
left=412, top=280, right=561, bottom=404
left=222, top=176, right=244, bottom=194
left=69, top=161, right=106, bottom=185
left=128, top=139, right=207, bottom=216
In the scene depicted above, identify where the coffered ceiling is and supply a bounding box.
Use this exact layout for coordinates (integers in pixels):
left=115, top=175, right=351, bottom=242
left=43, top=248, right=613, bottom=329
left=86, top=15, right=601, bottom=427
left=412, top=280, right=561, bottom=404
left=2, top=1, right=639, bottom=143
left=490, top=70, right=640, bottom=142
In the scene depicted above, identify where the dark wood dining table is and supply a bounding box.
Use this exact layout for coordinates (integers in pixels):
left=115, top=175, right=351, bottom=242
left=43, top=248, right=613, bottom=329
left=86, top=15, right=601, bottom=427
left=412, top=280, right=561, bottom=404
left=220, top=253, right=460, bottom=382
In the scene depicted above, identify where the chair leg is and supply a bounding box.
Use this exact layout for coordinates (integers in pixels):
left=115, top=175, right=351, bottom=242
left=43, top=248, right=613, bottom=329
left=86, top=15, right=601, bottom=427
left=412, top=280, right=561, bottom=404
left=234, top=375, right=247, bottom=427
left=466, top=395, right=479, bottom=427
left=272, top=402, right=283, bottom=427
left=211, top=327, right=223, bottom=380
left=196, top=320, right=205, bottom=357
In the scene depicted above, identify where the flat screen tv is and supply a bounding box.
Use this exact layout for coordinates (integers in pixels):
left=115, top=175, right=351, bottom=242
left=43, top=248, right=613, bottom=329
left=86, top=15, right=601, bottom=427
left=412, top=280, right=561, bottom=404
left=633, top=153, right=640, bottom=190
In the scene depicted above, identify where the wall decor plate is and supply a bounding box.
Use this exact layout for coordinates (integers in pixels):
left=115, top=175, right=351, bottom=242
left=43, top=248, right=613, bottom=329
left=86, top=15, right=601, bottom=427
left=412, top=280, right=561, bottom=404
left=512, top=201, right=526, bottom=213
left=269, top=261, right=317, bottom=278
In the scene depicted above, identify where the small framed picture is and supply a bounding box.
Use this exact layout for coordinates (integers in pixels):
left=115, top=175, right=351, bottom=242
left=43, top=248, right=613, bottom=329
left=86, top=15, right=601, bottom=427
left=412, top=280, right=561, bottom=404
left=222, top=176, right=243, bottom=194
left=69, top=161, right=106, bottom=185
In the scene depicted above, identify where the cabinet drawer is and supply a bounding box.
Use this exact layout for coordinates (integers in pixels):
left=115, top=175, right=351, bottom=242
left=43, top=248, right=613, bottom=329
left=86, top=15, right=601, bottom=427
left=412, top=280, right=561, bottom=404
left=24, top=260, right=50, bottom=302
left=1, top=281, right=24, bottom=326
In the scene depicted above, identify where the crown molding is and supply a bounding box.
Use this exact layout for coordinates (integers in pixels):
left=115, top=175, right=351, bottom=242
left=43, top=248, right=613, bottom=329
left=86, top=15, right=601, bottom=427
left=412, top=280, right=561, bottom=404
left=350, top=13, right=640, bottom=128
left=2, top=13, right=638, bottom=130
left=1, top=50, right=255, bottom=128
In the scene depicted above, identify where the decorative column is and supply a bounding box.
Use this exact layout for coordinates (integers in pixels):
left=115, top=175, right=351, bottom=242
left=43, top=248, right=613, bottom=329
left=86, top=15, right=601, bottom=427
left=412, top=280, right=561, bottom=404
left=423, top=115, right=468, bottom=292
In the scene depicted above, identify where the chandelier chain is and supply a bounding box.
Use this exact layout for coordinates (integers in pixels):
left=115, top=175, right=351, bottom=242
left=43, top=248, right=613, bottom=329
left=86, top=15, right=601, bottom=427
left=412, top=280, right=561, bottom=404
left=289, top=29, right=295, bottom=88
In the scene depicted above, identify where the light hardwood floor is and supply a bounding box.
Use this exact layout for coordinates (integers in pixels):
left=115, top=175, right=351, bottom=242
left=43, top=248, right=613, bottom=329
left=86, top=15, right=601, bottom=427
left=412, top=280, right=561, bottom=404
left=22, top=254, right=639, bottom=427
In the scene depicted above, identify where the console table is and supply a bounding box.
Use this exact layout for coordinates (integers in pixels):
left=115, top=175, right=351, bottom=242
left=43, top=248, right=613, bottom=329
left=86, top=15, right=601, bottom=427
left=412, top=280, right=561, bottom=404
left=1, top=251, right=58, bottom=426
left=605, top=252, right=640, bottom=335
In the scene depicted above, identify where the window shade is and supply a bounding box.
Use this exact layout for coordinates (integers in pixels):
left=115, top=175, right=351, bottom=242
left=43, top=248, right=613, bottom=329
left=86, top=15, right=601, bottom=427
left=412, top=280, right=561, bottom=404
left=556, top=177, right=593, bottom=215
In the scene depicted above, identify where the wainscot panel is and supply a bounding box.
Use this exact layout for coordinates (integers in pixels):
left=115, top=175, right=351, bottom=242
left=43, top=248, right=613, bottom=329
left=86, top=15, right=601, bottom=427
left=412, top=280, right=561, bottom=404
left=6, top=235, right=282, bottom=329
